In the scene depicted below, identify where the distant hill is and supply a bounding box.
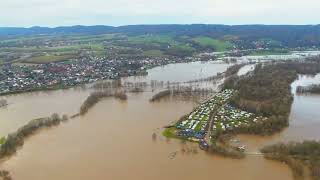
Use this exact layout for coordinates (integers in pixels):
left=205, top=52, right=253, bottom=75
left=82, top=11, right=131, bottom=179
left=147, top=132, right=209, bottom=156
left=1, top=24, right=320, bottom=48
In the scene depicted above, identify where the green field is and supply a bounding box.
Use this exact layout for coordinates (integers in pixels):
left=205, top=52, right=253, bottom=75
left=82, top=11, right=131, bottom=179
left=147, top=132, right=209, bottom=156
left=0, top=32, right=298, bottom=64
left=24, top=54, right=76, bottom=63
left=162, top=127, right=178, bottom=138
left=192, top=37, right=233, bottom=51
left=143, top=50, right=164, bottom=56
left=0, top=43, right=104, bottom=53
left=68, top=33, right=119, bottom=43
left=0, top=33, right=238, bottom=63
left=127, top=34, right=176, bottom=45
left=0, top=137, right=6, bottom=145
left=165, top=45, right=195, bottom=57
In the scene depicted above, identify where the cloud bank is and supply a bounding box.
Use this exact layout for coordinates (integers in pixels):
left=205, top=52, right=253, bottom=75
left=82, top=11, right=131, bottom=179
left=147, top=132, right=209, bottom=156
left=1, top=0, right=319, bottom=27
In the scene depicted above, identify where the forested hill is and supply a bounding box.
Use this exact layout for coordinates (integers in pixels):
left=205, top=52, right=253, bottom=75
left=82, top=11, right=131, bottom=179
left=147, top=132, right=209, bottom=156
left=1, top=24, right=320, bottom=48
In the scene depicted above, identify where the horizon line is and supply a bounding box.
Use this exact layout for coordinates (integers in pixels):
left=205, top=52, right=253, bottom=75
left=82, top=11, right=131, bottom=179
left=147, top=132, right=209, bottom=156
left=1, top=23, right=319, bottom=29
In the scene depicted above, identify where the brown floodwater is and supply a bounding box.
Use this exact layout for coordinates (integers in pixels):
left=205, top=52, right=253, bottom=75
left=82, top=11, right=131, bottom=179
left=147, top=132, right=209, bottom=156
left=0, top=93, right=292, bottom=180
left=236, top=74, right=320, bottom=149
left=3, top=62, right=317, bottom=180
left=0, top=87, right=91, bottom=137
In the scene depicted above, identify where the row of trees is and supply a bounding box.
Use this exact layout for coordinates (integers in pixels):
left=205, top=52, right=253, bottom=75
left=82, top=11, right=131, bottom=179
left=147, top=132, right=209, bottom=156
left=149, top=87, right=215, bottom=102
left=222, top=59, right=320, bottom=134
left=149, top=90, right=171, bottom=102
left=185, top=63, right=246, bottom=84
left=0, top=170, right=11, bottom=180
left=279, top=58, right=320, bottom=75
left=296, top=84, right=320, bottom=94
left=261, top=141, right=320, bottom=180
left=0, top=114, right=68, bottom=159
left=185, top=73, right=223, bottom=83
left=80, top=90, right=127, bottom=115
left=224, top=63, right=246, bottom=77
left=92, top=80, right=122, bottom=89
left=258, top=58, right=320, bottom=180
left=209, top=135, right=245, bottom=159
left=222, top=63, right=297, bottom=134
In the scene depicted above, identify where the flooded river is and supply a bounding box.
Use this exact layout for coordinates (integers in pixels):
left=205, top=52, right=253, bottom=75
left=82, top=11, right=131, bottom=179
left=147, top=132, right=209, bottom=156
left=236, top=74, right=320, bottom=152
left=123, top=61, right=231, bottom=82
left=1, top=61, right=317, bottom=180
left=278, top=74, right=320, bottom=141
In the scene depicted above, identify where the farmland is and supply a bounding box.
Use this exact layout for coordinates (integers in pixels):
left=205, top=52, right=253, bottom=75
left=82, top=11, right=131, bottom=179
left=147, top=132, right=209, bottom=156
left=24, top=54, right=76, bottom=64
left=192, top=37, right=234, bottom=51
left=1, top=27, right=316, bottom=66
left=0, top=33, right=198, bottom=64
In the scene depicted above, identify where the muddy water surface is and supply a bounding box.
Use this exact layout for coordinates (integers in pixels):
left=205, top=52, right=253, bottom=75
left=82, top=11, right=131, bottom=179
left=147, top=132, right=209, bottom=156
left=0, top=94, right=292, bottom=180
left=0, top=62, right=297, bottom=180
left=236, top=74, right=320, bottom=153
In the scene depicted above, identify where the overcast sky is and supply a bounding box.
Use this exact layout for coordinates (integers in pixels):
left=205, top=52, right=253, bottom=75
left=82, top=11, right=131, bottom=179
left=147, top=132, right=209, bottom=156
left=1, top=0, right=319, bottom=27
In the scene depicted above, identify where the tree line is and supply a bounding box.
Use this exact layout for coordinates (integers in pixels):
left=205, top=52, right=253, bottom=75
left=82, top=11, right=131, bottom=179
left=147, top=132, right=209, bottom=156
left=222, top=59, right=320, bottom=135
left=261, top=141, right=320, bottom=180
left=0, top=170, right=11, bottom=180
left=149, top=87, right=215, bottom=102
left=0, top=114, right=68, bottom=159
left=224, top=63, right=246, bottom=77
left=297, top=84, right=320, bottom=94
left=80, top=90, right=127, bottom=115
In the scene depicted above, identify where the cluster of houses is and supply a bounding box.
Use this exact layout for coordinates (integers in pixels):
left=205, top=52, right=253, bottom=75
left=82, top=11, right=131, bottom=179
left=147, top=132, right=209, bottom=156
left=176, top=89, right=236, bottom=139
left=212, top=104, right=267, bottom=135
left=0, top=55, right=196, bottom=95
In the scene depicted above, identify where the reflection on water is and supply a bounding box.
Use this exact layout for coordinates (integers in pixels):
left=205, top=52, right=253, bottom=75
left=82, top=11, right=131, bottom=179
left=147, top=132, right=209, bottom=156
left=0, top=61, right=301, bottom=180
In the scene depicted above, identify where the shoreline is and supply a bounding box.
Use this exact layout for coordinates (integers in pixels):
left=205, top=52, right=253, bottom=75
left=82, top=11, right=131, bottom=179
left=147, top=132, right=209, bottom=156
left=0, top=59, right=208, bottom=97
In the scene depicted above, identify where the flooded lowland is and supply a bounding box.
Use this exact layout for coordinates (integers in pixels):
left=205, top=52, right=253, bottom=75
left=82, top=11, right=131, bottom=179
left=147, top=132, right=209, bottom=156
left=0, top=61, right=319, bottom=180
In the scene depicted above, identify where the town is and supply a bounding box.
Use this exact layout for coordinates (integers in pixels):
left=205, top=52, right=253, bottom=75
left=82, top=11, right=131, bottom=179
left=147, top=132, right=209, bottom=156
left=0, top=55, right=196, bottom=95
